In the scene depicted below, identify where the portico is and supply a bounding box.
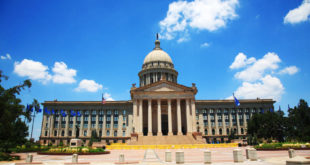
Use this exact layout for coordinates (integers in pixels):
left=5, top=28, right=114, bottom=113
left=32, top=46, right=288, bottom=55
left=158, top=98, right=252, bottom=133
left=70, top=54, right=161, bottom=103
left=130, top=80, right=197, bottom=137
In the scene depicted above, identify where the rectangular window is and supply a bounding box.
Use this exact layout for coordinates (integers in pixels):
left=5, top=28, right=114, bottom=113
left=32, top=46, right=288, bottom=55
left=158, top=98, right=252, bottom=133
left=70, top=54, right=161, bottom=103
left=61, top=124, right=65, bottom=128
left=210, top=109, right=214, bottom=113
left=114, top=124, right=118, bottom=128
left=123, top=131, right=126, bottom=137
left=239, top=115, right=243, bottom=119
left=224, top=109, right=228, bottom=113
left=210, top=116, right=215, bottom=120
left=99, top=116, right=103, bottom=121
left=77, top=117, right=81, bottom=121
left=226, top=122, right=229, bottom=126
left=84, top=111, right=89, bottom=115
left=225, top=115, right=229, bottom=120
left=55, top=116, right=59, bottom=121
left=123, top=116, right=127, bottom=122
left=69, top=123, right=73, bottom=128
left=202, top=109, right=207, bottom=114
left=114, top=110, right=118, bottom=115
left=238, top=109, right=242, bottom=113
left=54, top=123, right=58, bottom=128
left=84, top=116, right=88, bottom=121
left=203, top=115, right=207, bottom=120
left=123, top=110, right=126, bottom=115
left=83, top=123, right=88, bottom=128
left=99, top=110, right=104, bottom=115
left=91, top=123, right=96, bottom=128
left=69, top=117, right=73, bottom=122
left=106, top=123, right=110, bottom=128
left=114, top=116, right=118, bottom=121
left=218, top=122, right=222, bottom=126
left=246, top=115, right=250, bottom=120
left=45, top=123, right=48, bottom=128
left=107, top=116, right=111, bottom=121
left=211, top=122, right=215, bottom=127
left=62, top=117, right=66, bottom=122
left=107, top=110, right=111, bottom=115
left=123, top=123, right=126, bottom=128
left=196, top=115, right=199, bottom=121
left=83, top=130, right=87, bottom=136
left=99, top=123, right=102, bottom=129
left=92, top=110, right=96, bottom=115
left=91, top=117, right=96, bottom=121
left=106, top=130, right=110, bottom=136
left=204, top=121, right=208, bottom=126
left=218, top=115, right=222, bottom=120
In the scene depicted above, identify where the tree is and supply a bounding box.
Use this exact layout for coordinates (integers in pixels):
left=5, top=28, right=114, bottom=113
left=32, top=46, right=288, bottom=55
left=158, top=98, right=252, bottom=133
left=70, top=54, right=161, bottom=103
left=247, top=110, right=286, bottom=142
left=0, top=70, right=32, bottom=152
left=287, top=99, right=310, bottom=142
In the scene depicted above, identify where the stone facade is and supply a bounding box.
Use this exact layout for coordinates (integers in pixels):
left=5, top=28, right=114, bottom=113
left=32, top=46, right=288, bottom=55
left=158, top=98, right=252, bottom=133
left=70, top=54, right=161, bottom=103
left=39, top=38, right=275, bottom=145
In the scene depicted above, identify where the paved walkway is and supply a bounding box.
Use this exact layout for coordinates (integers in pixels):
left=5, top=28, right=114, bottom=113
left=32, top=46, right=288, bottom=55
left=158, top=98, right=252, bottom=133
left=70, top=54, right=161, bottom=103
left=1, top=147, right=309, bottom=165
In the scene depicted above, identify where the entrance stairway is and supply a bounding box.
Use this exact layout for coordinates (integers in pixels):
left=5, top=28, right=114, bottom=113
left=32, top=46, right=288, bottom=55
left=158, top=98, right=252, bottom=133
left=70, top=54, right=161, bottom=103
left=128, top=135, right=205, bottom=145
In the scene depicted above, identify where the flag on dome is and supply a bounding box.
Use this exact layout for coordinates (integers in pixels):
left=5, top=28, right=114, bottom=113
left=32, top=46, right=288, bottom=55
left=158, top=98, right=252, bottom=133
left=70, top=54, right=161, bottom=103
left=233, top=93, right=240, bottom=107
left=102, top=93, right=106, bottom=104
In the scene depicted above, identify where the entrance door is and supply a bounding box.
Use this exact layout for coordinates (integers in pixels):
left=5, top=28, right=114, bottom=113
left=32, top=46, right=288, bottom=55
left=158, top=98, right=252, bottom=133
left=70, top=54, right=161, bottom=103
left=161, top=114, right=168, bottom=135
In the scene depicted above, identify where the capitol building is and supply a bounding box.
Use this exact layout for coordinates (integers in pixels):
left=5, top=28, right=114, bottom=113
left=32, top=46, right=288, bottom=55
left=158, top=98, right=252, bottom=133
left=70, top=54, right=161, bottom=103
left=39, top=38, right=275, bottom=145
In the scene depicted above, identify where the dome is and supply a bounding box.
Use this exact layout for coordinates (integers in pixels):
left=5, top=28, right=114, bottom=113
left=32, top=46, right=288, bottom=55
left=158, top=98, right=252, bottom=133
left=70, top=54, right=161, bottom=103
left=143, top=40, right=173, bottom=65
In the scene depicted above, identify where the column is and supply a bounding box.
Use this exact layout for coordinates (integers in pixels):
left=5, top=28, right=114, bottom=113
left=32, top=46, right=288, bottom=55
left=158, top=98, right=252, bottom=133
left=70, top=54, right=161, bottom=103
left=243, top=110, right=247, bottom=128
left=139, top=100, right=143, bottom=134
left=236, top=109, right=241, bottom=135
left=133, top=99, right=137, bottom=132
left=186, top=99, right=191, bottom=134
left=222, top=110, right=227, bottom=135
left=87, top=111, right=91, bottom=137
left=102, top=110, right=106, bottom=136
left=65, top=110, right=69, bottom=136
left=168, top=99, right=173, bottom=135
left=229, top=109, right=233, bottom=128
left=191, top=99, right=197, bottom=132
left=73, top=113, right=76, bottom=137
left=118, top=111, right=123, bottom=137
left=207, top=110, right=211, bottom=135
left=177, top=99, right=182, bottom=135
left=41, top=114, right=47, bottom=137
left=128, top=110, right=132, bottom=136
left=95, top=110, right=99, bottom=135
left=199, top=110, right=203, bottom=133
left=79, top=112, right=84, bottom=137
left=215, top=110, right=219, bottom=135
left=157, top=99, right=162, bottom=136
left=148, top=99, right=152, bottom=136
left=110, top=111, right=114, bottom=136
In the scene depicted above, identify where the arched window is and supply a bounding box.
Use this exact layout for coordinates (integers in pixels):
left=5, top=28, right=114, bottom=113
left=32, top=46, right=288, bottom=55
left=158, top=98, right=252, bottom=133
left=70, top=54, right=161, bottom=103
left=226, top=128, right=230, bottom=135
left=69, top=131, right=72, bottom=136
left=45, top=131, right=48, bottom=136
left=219, top=128, right=222, bottom=135
left=204, top=129, right=208, bottom=135
left=241, top=128, right=244, bottom=134
left=61, top=130, right=64, bottom=136
left=54, top=130, right=57, bottom=136
left=107, top=130, right=110, bottom=136
left=114, top=131, right=117, bottom=137
left=212, top=129, right=215, bottom=135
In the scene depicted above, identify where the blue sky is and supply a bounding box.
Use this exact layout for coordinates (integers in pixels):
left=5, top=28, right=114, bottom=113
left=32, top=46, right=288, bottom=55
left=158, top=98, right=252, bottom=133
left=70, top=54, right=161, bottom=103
left=1, top=0, right=310, bottom=140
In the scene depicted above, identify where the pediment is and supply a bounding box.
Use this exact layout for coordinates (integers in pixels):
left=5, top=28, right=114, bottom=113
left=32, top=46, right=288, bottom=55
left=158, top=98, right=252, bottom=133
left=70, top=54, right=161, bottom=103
left=144, top=83, right=184, bottom=92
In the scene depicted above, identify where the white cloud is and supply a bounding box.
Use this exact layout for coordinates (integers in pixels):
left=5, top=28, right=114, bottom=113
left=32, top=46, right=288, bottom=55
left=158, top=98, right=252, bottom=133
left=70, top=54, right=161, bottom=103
left=279, top=66, right=299, bottom=75
left=75, top=79, right=103, bottom=92
left=229, top=52, right=299, bottom=101
left=14, top=59, right=52, bottom=83
left=234, top=52, right=281, bottom=82
left=159, top=0, right=239, bottom=41
left=201, top=42, right=210, bottom=47
left=229, top=52, right=256, bottom=69
left=233, top=75, right=284, bottom=101
left=284, top=0, right=310, bottom=24
left=103, top=92, right=114, bottom=101
left=1, top=53, right=12, bottom=60
left=52, top=62, right=77, bottom=84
